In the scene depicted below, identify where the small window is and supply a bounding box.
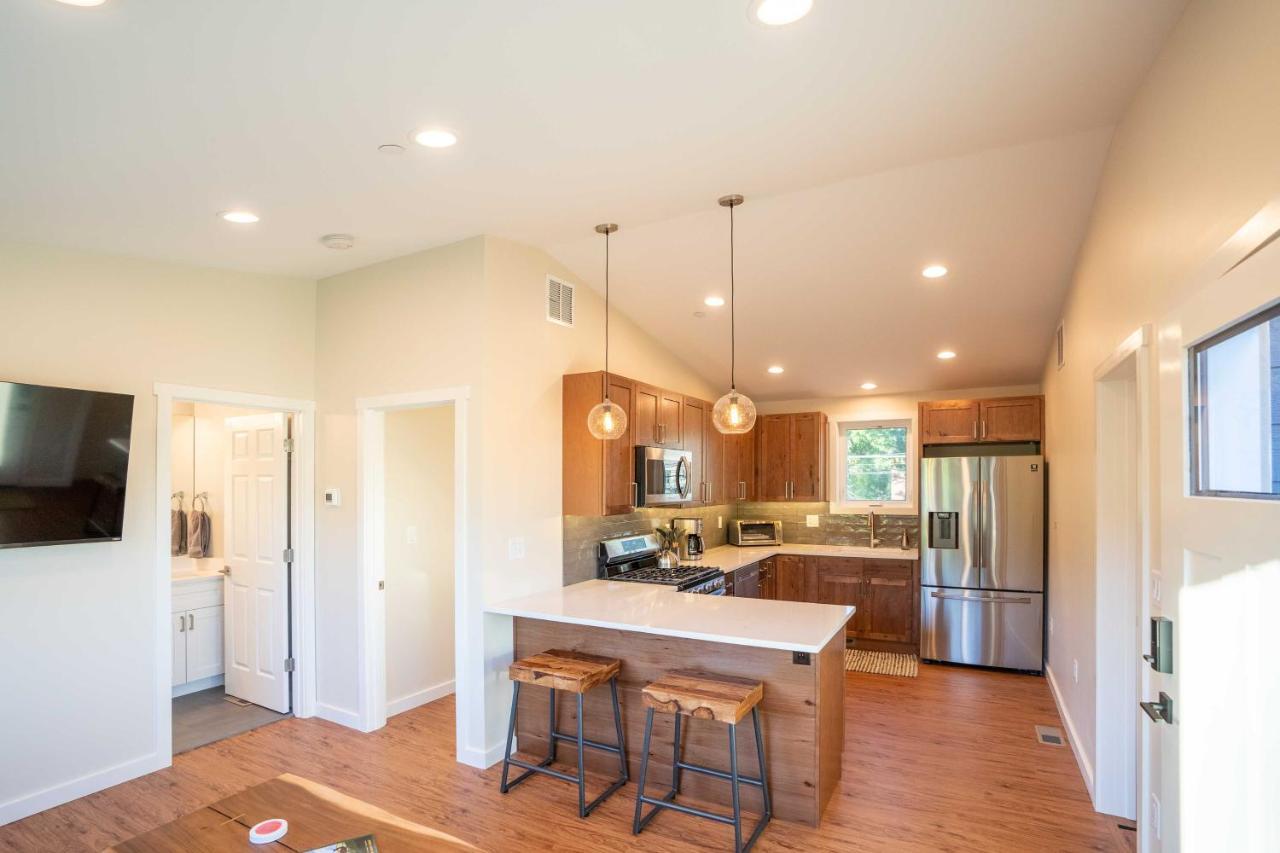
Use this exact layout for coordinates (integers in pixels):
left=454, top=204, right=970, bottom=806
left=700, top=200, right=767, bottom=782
left=839, top=420, right=912, bottom=507
left=1189, top=302, right=1280, bottom=500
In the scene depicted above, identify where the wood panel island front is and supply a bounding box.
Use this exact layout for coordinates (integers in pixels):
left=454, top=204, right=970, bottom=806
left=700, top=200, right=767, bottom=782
left=486, top=581, right=852, bottom=827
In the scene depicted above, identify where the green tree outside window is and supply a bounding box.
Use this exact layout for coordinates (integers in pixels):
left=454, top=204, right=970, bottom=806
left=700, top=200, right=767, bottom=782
left=845, top=426, right=907, bottom=502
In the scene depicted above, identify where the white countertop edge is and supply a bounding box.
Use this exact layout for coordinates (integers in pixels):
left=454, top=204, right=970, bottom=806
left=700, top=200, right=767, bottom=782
left=699, top=543, right=919, bottom=573
left=487, top=601, right=853, bottom=653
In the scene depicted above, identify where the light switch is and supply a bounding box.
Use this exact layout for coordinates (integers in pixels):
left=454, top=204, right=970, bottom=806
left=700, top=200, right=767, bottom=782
left=405, top=525, right=418, bottom=545
left=717, top=515, right=723, bottom=529
left=806, top=515, right=820, bottom=528
left=323, top=488, right=341, bottom=507
left=508, top=537, right=526, bottom=560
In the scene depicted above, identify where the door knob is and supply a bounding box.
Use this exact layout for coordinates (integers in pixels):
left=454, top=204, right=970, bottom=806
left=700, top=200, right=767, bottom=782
left=219, top=566, right=231, bottom=575
left=1139, top=692, right=1173, bottom=724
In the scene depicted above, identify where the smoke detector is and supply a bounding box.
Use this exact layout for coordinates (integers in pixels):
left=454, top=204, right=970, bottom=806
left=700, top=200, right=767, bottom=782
left=320, top=234, right=355, bottom=250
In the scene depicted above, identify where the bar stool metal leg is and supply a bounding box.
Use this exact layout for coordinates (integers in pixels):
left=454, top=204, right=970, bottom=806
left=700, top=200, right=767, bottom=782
left=632, top=707, right=655, bottom=835
left=752, top=707, right=772, bottom=823
left=575, top=693, right=587, bottom=818
left=500, top=681, right=520, bottom=793
left=548, top=687, right=558, bottom=765
left=729, top=723, right=742, bottom=852
left=672, top=713, right=684, bottom=794
left=610, top=678, right=629, bottom=782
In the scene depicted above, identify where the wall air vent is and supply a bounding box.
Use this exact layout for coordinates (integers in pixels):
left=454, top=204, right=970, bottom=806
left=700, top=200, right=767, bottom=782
left=546, top=275, right=575, bottom=327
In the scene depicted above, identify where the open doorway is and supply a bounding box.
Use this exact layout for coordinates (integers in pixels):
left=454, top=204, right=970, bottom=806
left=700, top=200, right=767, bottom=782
left=383, top=405, right=456, bottom=717
left=1093, top=327, right=1152, bottom=830
left=168, top=403, right=294, bottom=753
left=155, top=383, right=316, bottom=763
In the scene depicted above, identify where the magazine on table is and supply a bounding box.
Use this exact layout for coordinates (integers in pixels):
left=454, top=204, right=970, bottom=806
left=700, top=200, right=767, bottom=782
left=305, top=834, right=379, bottom=853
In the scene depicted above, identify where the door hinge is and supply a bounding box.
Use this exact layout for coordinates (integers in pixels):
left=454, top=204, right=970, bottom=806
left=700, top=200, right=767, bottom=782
left=282, top=547, right=295, bottom=563
left=283, top=437, right=295, bottom=453
left=284, top=657, right=296, bottom=673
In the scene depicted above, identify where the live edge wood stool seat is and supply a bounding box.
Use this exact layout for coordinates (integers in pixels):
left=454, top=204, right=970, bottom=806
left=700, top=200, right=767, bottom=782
left=500, top=649, right=628, bottom=818
left=634, top=671, right=772, bottom=852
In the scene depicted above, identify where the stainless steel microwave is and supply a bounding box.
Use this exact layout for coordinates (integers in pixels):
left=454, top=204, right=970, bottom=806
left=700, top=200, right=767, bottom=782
left=728, top=519, right=783, bottom=546
left=635, top=446, right=693, bottom=507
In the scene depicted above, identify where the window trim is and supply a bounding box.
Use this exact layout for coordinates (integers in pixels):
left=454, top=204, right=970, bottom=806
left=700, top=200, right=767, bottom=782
left=1187, top=299, right=1280, bottom=501
left=831, top=417, right=917, bottom=514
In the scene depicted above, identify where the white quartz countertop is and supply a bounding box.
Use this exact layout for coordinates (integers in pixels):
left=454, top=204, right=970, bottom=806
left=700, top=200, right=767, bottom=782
left=700, top=543, right=918, bottom=573
left=171, top=570, right=224, bottom=583
left=487, top=579, right=853, bottom=653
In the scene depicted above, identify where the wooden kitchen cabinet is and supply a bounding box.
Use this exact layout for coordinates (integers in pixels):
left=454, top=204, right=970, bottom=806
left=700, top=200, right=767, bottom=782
left=723, top=428, right=757, bottom=502
left=773, top=554, right=809, bottom=601
left=564, top=372, right=639, bottom=516
left=702, top=405, right=725, bottom=505
left=759, top=558, right=777, bottom=600
left=861, top=560, right=915, bottom=644
left=635, top=383, right=683, bottom=447
left=920, top=395, right=1043, bottom=445
left=757, top=411, right=827, bottom=502
left=683, top=397, right=706, bottom=504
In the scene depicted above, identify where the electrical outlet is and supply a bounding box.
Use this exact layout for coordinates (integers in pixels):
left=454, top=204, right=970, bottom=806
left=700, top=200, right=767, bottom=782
left=806, top=514, right=820, bottom=528
left=1049, top=616, right=1054, bottom=636
left=323, top=487, right=341, bottom=507
left=1150, top=793, right=1161, bottom=840
left=507, top=537, right=525, bottom=560
left=1073, top=659, right=1079, bottom=684
left=717, top=515, right=723, bottom=529
left=405, top=525, right=418, bottom=545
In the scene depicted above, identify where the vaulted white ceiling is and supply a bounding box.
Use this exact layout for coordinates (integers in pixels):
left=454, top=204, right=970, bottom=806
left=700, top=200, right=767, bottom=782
left=1, top=0, right=1184, bottom=396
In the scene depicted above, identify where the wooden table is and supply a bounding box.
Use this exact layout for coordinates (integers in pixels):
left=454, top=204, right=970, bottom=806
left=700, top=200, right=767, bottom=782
left=107, top=773, right=478, bottom=852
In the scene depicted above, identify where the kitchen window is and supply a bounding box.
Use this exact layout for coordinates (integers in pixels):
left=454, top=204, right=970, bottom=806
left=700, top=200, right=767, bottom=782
left=836, top=419, right=914, bottom=511
left=1189, top=301, right=1280, bottom=500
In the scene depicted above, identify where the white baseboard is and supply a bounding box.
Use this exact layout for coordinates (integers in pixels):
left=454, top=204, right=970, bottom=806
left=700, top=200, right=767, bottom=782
left=171, top=674, right=225, bottom=698
left=314, top=702, right=362, bottom=730
left=1045, top=662, right=1096, bottom=802
left=387, top=680, right=455, bottom=718
left=458, top=739, right=508, bottom=770
left=0, top=751, right=167, bottom=827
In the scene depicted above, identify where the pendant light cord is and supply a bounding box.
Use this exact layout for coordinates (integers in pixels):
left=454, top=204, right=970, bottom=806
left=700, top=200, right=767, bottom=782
left=603, top=229, right=610, bottom=402
left=730, top=201, right=736, bottom=392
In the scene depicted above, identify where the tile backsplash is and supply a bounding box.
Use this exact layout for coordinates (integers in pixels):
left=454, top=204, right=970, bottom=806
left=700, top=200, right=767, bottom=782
left=563, top=502, right=918, bottom=585
left=563, top=505, right=732, bottom=586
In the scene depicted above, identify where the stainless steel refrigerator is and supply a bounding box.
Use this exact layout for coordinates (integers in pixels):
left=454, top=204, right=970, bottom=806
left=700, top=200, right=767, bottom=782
left=919, top=454, right=1045, bottom=672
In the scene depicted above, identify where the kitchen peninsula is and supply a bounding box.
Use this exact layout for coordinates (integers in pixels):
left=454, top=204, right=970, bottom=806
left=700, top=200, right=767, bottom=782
left=486, top=581, right=852, bottom=826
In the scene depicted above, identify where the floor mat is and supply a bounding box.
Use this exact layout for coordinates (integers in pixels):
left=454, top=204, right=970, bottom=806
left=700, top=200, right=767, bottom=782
left=845, top=649, right=919, bottom=677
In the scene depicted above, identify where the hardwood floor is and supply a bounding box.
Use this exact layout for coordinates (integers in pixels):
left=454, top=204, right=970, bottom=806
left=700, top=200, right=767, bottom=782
left=2, top=664, right=1130, bottom=852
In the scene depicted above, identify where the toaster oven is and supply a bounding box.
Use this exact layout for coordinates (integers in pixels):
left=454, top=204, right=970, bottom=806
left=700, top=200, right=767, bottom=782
left=728, top=519, right=782, bottom=546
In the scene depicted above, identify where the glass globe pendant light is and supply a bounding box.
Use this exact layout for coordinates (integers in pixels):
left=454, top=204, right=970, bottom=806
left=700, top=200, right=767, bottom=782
left=587, top=222, right=629, bottom=440
left=712, top=194, right=757, bottom=434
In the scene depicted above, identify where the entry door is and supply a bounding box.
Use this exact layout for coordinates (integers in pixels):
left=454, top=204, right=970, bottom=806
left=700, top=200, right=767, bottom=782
left=223, top=413, right=291, bottom=713
left=1150, top=217, right=1280, bottom=851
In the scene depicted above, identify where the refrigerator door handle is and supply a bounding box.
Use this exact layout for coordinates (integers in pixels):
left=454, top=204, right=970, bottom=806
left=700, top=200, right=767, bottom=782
left=930, top=591, right=1033, bottom=604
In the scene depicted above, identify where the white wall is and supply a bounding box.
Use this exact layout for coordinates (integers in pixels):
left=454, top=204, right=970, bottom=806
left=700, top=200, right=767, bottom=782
left=0, top=242, right=315, bottom=825
left=1039, top=0, right=1280, bottom=838
left=313, top=235, right=715, bottom=759
left=384, top=404, right=455, bottom=714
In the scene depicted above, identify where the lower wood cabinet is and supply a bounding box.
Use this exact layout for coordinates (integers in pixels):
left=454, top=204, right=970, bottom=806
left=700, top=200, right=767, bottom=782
left=747, top=554, right=919, bottom=649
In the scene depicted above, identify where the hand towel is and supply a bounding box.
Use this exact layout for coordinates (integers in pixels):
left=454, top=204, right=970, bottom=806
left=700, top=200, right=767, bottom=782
left=187, top=510, right=211, bottom=558
left=170, top=508, right=188, bottom=556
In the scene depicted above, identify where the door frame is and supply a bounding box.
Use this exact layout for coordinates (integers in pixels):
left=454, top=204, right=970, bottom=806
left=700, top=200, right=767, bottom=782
left=153, top=383, right=317, bottom=761
left=1092, top=326, right=1154, bottom=826
left=355, top=387, right=474, bottom=763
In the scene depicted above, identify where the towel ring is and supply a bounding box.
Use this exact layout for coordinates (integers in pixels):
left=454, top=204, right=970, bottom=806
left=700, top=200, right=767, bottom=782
left=193, top=492, right=209, bottom=512
left=171, top=491, right=185, bottom=509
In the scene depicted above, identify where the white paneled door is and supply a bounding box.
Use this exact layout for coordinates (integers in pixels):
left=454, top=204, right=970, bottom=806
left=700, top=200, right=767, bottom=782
left=223, top=413, right=291, bottom=713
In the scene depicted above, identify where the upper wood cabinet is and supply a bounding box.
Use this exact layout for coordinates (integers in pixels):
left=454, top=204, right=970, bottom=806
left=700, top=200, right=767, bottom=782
left=634, top=383, right=683, bottom=448
left=564, top=372, right=638, bottom=516
left=757, top=411, right=828, bottom=502
left=722, top=429, right=757, bottom=502
left=702, top=405, right=725, bottom=506
left=920, top=395, right=1043, bottom=445
left=682, top=397, right=707, bottom=505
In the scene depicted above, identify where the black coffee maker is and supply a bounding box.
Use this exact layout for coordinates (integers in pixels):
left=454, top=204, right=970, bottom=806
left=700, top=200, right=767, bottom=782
left=674, top=517, right=705, bottom=561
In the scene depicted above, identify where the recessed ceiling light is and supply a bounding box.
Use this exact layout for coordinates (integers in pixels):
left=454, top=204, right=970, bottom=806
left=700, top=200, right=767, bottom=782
left=54, top=0, right=107, bottom=6
left=219, top=210, right=259, bottom=224
left=937, top=350, right=957, bottom=360
left=413, top=129, right=458, bottom=148
left=704, top=296, right=726, bottom=307
left=922, top=264, right=948, bottom=279
left=767, top=366, right=784, bottom=374
left=378, top=143, right=405, bottom=155
left=860, top=382, right=877, bottom=390
left=750, top=0, right=813, bottom=26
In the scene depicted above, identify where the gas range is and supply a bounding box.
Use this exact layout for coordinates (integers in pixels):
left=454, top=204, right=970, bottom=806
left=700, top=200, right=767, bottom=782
left=597, top=533, right=727, bottom=595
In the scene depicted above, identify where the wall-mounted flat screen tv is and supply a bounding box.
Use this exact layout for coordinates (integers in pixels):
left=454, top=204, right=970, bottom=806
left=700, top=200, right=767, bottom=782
left=0, top=381, right=135, bottom=549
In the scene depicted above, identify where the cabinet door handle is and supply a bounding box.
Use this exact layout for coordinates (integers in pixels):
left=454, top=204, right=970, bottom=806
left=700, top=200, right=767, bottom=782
left=981, top=420, right=987, bottom=439
left=972, top=420, right=979, bottom=439
left=188, top=613, right=195, bottom=630
left=179, top=614, right=186, bottom=633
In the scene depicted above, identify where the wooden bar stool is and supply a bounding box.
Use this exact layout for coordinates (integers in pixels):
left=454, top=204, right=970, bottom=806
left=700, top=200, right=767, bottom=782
left=633, top=671, right=772, bottom=852
left=499, top=649, right=628, bottom=818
